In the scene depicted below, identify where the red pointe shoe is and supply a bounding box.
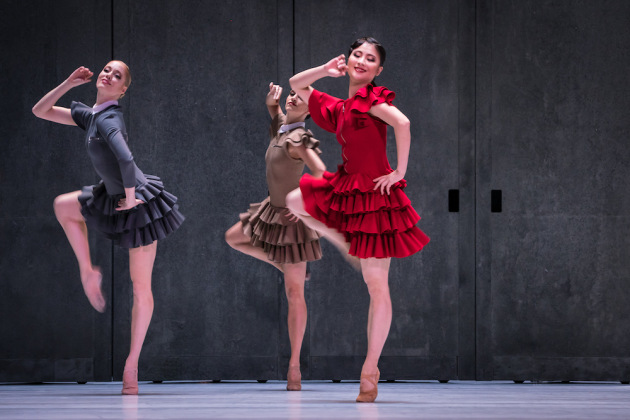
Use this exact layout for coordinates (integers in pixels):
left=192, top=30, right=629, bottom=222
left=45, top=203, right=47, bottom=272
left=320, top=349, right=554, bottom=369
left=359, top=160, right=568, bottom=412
left=286, top=365, right=302, bottom=391
left=121, top=368, right=138, bottom=395
left=356, top=368, right=380, bottom=403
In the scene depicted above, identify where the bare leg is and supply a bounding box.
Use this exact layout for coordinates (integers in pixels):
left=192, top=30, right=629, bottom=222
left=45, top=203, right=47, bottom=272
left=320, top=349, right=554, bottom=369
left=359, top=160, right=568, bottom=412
left=124, top=241, right=157, bottom=373
left=283, top=262, right=307, bottom=391
left=53, top=190, right=105, bottom=312
left=286, top=188, right=360, bottom=270
left=358, top=257, right=392, bottom=401
left=283, top=262, right=308, bottom=367
left=225, top=221, right=283, bottom=272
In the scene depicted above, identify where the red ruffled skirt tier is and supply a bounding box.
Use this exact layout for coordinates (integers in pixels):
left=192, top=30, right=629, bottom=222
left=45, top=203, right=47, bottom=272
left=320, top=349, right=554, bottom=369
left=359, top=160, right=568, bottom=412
left=299, top=165, right=430, bottom=259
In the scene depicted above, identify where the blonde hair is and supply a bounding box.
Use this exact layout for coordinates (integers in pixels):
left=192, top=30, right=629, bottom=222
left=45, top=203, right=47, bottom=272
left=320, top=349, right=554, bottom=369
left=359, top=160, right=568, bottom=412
left=109, top=60, right=132, bottom=98
left=111, top=60, right=132, bottom=87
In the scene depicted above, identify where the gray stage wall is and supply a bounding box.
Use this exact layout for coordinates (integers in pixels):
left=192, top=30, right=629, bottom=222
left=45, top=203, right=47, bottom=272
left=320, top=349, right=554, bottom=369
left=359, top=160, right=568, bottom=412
left=475, top=0, right=630, bottom=381
left=0, top=0, right=628, bottom=383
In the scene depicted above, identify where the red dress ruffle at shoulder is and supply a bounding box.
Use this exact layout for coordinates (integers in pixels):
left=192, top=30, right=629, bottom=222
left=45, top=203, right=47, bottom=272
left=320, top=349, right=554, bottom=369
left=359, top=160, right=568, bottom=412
left=301, top=85, right=430, bottom=259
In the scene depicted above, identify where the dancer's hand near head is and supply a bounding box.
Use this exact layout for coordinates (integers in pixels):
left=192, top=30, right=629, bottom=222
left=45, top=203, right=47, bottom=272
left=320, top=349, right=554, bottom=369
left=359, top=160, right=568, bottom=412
left=323, top=54, right=348, bottom=78
left=266, top=82, right=283, bottom=118
left=290, top=54, right=347, bottom=104
left=33, top=66, right=94, bottom=125
left=66, top=66, right=94, bottom=87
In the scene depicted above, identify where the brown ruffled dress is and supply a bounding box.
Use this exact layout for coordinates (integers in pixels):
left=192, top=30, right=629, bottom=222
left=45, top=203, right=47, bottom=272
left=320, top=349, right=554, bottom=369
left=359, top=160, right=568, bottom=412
left=239, top=114, right=323, bottom=263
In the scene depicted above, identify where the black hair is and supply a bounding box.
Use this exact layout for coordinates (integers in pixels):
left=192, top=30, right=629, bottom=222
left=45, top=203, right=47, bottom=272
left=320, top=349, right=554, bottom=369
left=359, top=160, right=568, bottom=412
left=348, top=37, right=386, bottom=86
left=348, top=36, right=386, bottom=66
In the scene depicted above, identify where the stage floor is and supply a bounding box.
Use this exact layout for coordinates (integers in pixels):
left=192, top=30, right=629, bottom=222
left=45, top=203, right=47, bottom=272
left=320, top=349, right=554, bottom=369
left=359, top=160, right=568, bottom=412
left=0, top=380, right=627, bottom=419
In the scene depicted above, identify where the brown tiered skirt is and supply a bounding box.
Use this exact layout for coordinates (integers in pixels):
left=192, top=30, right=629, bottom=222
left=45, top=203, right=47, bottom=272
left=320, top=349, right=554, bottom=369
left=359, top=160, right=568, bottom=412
left=240, top=197, right=322, bottom=264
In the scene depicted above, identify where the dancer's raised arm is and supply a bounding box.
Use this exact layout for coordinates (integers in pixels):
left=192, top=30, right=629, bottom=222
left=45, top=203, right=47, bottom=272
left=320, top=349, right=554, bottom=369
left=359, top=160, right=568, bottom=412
left=32, top=66, right=93, bottom=125
left=266, top=82, right=284, bottom=118
left=289, top=54, right=347, bottom=103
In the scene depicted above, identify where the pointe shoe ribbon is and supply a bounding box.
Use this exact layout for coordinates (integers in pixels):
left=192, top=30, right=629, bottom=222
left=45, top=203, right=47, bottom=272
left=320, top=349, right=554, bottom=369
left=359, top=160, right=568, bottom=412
left=286, top=365, right=302, bottom=391
left=356, top=368, right=379, bottom=403
left=121, top=368, right=139, bottom=395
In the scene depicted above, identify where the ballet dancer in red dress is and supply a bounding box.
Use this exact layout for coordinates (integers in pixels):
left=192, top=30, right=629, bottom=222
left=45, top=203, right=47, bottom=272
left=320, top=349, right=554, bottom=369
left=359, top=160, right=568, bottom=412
left=287, top=37, right=430, bottom=402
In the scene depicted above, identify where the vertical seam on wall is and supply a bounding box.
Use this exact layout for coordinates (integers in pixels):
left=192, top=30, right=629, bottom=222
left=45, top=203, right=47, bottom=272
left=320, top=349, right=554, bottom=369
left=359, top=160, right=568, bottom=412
left=456, top=0, right=461, bottom=380
left=456, top=1, right=466, bottom=379
left=488, top=0, right=494, bottom=381
left=292, top=0, right=296, bottom=75
left=110, top=0, right=115, bottom=381
left=474, top=0, right=479, bottom=381
left=111, top=0, right=115, bottom=60
left=276, top=0, right=281, bottom=81
left=473, top=0, right=478, bottom=381
left=111, top=240, right=115, bottom=380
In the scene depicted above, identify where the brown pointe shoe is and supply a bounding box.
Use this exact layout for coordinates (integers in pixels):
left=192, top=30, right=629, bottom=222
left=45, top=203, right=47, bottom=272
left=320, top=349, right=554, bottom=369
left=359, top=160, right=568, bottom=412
left=121, top=368, right=139, bottom=395
left=356, top=368, right=380, bottom=403
left=286, top=365, right=302, bottom=391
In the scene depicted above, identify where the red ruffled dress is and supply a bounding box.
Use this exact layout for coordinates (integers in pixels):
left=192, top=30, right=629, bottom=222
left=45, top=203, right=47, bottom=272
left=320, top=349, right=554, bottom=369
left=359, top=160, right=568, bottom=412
left=299, top=85, right=430, bottom=258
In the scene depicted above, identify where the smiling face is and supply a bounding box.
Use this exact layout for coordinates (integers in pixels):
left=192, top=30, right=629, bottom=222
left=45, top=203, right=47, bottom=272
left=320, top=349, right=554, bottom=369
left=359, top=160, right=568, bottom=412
left=96, top=61, right=130, bottom=99
left=285, top=89, right=309, bottom=120
left=347, top=42, right=383, bottom=85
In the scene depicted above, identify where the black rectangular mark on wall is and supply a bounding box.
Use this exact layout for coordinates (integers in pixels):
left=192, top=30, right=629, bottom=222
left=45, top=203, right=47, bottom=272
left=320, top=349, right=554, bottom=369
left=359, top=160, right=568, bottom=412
left=448, top=189, right=460, bottom=213
left=491, top=190, right=502, bottom=213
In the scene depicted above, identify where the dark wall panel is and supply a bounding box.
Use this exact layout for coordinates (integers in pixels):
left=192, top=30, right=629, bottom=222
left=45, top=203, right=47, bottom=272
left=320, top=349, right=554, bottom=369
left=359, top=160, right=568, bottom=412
left=476, top=0, right=630, bottom=381
left=0, top=0, right=113, bottom=381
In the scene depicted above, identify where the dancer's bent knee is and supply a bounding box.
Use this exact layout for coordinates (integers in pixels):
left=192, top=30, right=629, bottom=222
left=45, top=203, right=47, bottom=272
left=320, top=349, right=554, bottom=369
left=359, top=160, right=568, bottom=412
left=53, top=191, right=82, bottom=223
left=286, top=188, right=305, bottom=215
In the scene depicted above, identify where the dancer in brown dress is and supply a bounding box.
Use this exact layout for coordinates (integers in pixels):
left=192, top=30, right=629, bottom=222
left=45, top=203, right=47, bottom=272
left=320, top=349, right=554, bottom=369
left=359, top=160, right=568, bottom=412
left=225, top=82, right=325, bottom=390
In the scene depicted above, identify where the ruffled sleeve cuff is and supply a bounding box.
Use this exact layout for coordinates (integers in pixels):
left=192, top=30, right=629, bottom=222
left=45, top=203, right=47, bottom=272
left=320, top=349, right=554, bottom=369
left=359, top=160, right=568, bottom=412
left=283, top=129, right=322, bottom=156
left=349, top=85, right=396, bottom=114
left=308, top=89, right=341, bottom=133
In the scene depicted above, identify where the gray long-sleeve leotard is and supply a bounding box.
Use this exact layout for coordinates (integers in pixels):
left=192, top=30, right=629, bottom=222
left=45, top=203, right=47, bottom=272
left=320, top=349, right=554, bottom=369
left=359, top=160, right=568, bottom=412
left=71, top=101, right=147, bottom=196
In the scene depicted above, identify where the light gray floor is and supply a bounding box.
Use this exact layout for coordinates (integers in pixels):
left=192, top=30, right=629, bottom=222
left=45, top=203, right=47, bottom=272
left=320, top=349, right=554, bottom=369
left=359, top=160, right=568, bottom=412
left=0, top=380, right=628, bottom=419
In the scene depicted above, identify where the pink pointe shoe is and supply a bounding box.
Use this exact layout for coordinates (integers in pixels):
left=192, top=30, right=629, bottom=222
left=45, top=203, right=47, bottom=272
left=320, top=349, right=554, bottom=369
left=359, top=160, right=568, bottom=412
left=356, top=368, right=380, bottom=403
left=81, top=268, right=106, bottom=313
left=286, top=365, right=302, bottom=391
left=121, top=368, right=138, bottom=395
